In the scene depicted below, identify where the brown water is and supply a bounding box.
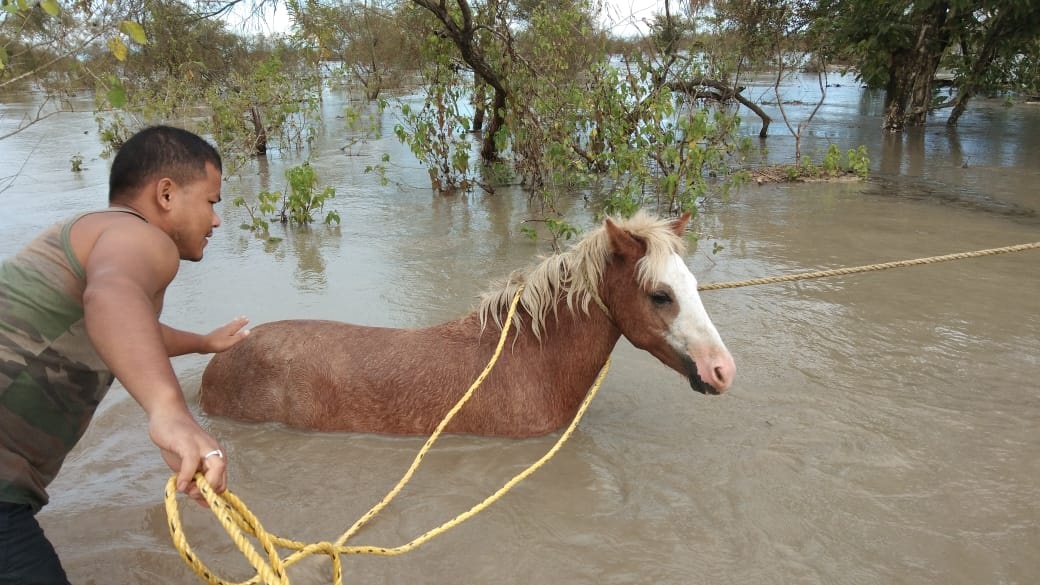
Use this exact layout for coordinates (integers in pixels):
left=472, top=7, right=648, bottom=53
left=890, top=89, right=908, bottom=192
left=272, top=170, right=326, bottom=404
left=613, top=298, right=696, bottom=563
left=1, top=80, right=1038, bottom=585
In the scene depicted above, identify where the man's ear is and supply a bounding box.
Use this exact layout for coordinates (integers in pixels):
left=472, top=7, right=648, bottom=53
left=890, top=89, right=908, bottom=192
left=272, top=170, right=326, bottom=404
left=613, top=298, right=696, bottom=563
left=155, top=177, right=175, bottom=211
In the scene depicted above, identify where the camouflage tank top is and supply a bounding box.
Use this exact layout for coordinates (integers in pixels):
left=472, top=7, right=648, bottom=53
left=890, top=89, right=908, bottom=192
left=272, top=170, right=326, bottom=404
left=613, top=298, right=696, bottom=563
left=0, top=208, right=146, bottom=510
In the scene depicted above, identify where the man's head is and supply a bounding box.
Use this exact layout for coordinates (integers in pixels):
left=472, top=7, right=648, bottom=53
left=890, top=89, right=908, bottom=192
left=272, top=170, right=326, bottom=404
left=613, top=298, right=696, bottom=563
left=109, top=125, right=222, bottom=205
left=110, top=126, right=224, bottom=262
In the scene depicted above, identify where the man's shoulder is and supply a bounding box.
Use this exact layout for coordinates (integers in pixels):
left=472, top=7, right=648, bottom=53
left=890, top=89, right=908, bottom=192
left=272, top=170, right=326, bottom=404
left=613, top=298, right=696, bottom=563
left=75, top=209, right=167, bottom=244
left=73, top=211, right=179, bottom=275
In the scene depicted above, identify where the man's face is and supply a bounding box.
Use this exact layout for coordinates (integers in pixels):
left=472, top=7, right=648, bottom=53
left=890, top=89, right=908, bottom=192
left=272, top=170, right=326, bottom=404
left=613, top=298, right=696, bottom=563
left=170, top=162, right=222, bottom=262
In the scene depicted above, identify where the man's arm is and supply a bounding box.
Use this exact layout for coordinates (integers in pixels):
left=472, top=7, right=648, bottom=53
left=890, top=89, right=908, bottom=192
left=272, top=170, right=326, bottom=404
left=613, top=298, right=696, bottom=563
left=161, top=318, right=250, bottom=357
left=82, top=221, right=226, bottom=501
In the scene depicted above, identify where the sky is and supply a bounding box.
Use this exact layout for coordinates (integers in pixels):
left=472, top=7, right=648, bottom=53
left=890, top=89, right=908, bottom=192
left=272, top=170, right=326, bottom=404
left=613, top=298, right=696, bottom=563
left=598, top=0, right=665, bottom=38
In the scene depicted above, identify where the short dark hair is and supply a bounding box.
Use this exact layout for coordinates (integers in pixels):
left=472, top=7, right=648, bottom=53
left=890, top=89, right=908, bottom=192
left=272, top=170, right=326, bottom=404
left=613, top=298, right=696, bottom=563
left=108, top=125, right=222, bottom=204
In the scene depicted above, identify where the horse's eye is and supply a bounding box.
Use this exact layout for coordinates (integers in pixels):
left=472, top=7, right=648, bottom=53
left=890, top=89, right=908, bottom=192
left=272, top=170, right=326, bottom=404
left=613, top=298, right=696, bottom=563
left=650, top=291, right=672, bottom=305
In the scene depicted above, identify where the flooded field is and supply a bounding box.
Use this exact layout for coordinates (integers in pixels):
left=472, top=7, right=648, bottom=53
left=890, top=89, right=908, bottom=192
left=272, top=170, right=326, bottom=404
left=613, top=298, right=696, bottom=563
left=1, top=79, right=1038, bottom=585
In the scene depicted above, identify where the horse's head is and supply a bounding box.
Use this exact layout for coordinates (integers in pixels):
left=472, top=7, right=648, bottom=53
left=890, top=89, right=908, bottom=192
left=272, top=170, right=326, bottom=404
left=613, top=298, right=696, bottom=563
left=599, top=212, right=735, bottom=395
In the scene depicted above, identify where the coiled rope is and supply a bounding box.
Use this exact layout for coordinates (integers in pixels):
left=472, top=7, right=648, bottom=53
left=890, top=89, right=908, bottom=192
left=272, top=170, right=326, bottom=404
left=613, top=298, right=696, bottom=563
left=166, top=284, right=612, bottom=585
left=166, top=240, right=1040, bottom=584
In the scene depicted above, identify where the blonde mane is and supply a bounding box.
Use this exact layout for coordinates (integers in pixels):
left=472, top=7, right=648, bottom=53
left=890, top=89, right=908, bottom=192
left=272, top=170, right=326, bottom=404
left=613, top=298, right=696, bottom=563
left=477, top=211, right=688, bottom=338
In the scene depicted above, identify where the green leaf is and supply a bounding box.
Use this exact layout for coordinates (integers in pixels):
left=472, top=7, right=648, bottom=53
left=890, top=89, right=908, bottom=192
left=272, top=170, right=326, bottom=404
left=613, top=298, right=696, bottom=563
left=119, top=20, right=148, bottom=45
left=39, top=0, right=60, bottom=16
left=106, top=77, right=127, bottom=108
left=0, top=47, right=7, bottom=70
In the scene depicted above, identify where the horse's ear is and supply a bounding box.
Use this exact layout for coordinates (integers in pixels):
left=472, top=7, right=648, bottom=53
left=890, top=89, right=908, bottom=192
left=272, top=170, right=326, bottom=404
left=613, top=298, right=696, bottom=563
left=605, top=217, right=644, bottom=260
left=671, top=212, right=692, bottom=236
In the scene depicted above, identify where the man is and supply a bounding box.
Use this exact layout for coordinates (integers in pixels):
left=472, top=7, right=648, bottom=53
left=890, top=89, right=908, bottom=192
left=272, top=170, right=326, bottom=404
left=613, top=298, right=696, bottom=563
left=0, top=125, right=250, bottom=584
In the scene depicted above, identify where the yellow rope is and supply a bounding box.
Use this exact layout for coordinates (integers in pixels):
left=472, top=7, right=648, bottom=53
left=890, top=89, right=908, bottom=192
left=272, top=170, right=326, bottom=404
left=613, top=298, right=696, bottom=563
left=166, top=285, right=612, bottom=585
left=166, top=240, right=1040, bottom=584
left=697, top=241, right=1040, bottom=291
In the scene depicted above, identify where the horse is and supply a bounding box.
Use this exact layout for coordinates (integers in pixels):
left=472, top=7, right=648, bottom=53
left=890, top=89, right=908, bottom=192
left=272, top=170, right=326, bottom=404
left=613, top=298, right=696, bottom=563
left=199, top=211, right=735, bottom=438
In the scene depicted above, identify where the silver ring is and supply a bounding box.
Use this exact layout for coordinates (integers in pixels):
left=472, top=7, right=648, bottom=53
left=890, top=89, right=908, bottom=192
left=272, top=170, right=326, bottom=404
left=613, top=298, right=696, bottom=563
left=204, top=449, right=224, bottom=460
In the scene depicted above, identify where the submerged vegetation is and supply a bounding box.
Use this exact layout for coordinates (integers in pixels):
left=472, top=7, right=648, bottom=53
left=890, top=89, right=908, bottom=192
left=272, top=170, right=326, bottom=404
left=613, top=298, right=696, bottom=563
left=2, top=0, right=1036, bottom=244
left=751, top=145, right=871, bottom=184
left=234, top=162, right=340, bottom=240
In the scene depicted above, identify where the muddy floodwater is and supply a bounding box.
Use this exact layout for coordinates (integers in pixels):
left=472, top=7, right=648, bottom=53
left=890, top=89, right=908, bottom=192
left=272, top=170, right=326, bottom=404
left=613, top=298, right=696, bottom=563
left=1, top=78, right=1038, bottom=585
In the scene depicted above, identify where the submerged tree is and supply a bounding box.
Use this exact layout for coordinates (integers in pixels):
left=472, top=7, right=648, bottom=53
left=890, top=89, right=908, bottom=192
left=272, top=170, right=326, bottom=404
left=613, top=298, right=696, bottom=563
left=410, top=0, right=514, bottom=164
left=388, top=0, right=747, bottom=219
left=942, top=2, right=1040, bottom=125
left=290, top=0, right=419, bottom=99
left=810, top=0, right=1040, bottom=131
left=85, top=3, right=320, bottom=167
left=0, top=0, right=144, bottom=138
left=1, top=0, right=321, bottom=161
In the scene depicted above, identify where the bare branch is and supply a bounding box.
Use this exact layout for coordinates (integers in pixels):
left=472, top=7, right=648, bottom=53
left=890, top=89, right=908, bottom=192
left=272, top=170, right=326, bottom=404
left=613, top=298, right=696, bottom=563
left=0, top=30, right=106, bottom=92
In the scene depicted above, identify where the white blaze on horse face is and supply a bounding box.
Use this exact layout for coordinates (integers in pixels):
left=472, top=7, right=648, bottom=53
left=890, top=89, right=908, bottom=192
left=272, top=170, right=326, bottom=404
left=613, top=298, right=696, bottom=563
left=661, top=252, right=736, bottom=393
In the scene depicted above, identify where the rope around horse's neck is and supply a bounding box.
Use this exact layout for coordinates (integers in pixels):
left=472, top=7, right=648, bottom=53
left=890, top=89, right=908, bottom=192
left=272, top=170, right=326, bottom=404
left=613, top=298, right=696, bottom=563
left=164, top=284, right=612, bottom=585
left=165, top=240, right=1040, bottom=585
left=696, top=241, right=1040, bottom=291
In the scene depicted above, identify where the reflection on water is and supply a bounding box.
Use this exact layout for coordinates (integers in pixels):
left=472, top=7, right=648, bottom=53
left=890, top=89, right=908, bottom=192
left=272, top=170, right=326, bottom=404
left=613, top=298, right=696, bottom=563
left=1, top=83, right=1038, bottom=585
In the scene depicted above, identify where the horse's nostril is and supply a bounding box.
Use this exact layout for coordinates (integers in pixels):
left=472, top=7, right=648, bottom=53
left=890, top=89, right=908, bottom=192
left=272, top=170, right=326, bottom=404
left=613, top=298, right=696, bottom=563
left=713, top=363, right=735, bottom=392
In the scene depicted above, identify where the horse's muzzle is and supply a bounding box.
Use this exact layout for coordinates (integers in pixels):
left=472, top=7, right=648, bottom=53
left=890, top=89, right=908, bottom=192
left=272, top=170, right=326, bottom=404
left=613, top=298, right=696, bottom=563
left=681, top=355, right=720, bottom=395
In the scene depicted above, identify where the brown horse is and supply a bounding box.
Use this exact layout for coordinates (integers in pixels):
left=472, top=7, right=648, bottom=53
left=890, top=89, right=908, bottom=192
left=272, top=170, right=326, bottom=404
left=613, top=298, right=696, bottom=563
left=199, top=211, right=735, bottom=437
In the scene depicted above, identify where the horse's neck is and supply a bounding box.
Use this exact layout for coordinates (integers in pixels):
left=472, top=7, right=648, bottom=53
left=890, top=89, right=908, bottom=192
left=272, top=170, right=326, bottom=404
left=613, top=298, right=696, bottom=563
left=542, top=300, right=620, bottom=359
left=494, top=298, right=621, bottom=390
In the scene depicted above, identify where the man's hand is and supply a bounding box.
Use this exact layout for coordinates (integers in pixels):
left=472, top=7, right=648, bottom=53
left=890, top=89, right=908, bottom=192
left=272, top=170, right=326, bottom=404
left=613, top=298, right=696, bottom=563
left=159, top=317, right=250, bottom=357
left=150, top=412, right=227, bottom=507
left=202, top=316, right=250, bottom=353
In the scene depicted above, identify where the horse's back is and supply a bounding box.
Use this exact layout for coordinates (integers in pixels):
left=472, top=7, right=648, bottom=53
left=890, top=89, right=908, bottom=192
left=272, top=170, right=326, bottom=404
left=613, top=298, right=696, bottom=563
left=199, top=319, right=373, bottom=423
